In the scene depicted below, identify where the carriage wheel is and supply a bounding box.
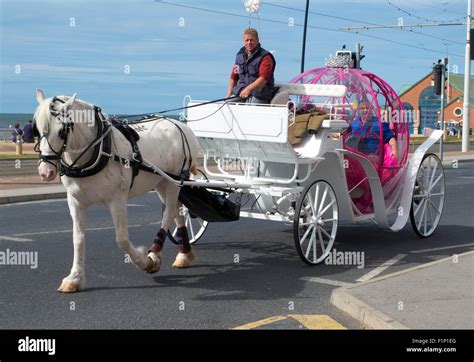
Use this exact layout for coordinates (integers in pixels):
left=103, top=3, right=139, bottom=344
left=294, top=180, right=338, bottom=265
left=167, top=169, right=209, bottom=245
left=410, top=154, right=445, bottom=238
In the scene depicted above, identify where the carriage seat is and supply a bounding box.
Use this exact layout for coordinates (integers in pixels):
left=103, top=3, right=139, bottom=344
left=288, top=111, right=329, bottom=145
left=271, top=90, right=290, bottom=105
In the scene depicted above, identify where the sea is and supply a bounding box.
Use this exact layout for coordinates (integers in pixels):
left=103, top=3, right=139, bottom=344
left=0, top=113, right=180, bottom=141
left=0, top=113, right=33, bottom=129
left=0, top=114, right=33, bottom=141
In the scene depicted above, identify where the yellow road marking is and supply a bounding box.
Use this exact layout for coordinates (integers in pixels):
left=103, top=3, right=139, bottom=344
left=232, top=314, right=346, bottom=330
left=231, top=316, right=287, bottom=330
left=288, top=314, right=346, bottom=329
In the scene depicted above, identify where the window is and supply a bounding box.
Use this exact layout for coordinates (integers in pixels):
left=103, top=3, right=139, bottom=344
left=418, top=86, right=440, bottom=133
left=453, top=107, right=463, bottom=117
left=402, top=102, right=414, bottom=134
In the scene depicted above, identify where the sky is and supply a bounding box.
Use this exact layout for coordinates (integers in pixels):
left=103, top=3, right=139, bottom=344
left=0, top=0, right=469, bottom=113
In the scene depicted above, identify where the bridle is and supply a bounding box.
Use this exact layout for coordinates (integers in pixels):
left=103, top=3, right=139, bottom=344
left=34, top=97, right=113, bottom=178
left=33, top=97, right=74, bottom=168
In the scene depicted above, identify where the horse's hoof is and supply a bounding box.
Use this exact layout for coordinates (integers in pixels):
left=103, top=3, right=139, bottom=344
left=172, top=251, right=195, bottom=268
left=57, top=280, right=80, bottom=293
left=145, top=252, right=161, bottom=274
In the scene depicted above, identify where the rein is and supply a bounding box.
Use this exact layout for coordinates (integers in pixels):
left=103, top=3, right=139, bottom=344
left=34, top=95, right=238, bottom=186
left=114, top=95, right=240, bottom=123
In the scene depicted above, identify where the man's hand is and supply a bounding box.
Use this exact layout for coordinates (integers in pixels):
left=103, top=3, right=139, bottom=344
left=239, top=87, right=252, bottom=99
left=240, top=77, right=267, bottom=99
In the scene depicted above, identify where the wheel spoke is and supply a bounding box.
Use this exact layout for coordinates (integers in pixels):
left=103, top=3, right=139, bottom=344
left=317, top=186, right=328, bottom=216
left=417, top=199, right=428, bottom=231
left=429, top=192, right=444, bottom=197
left=313, top=229, right=317, bottom=261
left=319, top=199, right=335, bottom=217
left=424, top=158, right=432, bottom=190
left=305, top=231, right=316, bottom=259
left=306, top=195, right=315, bottom=217
left=428, top=174, right=443, bottom=193
left=188, top=219, right=196, bottom=240
left=428, top=157, right=438, bottom=190
left=311, top=184, right=320, bottom=216
left=299, top=224, right=314, bottom=246
left=428, top=199, right=441, bottom=215
left=424, top=203, right=430, bottom=235
left=414, top=197, right=426, bottom=217
left=317, top=228, right=326, bottom=254
left=423, top=201, right=428, bottom=235
left=427, top=200, right=433, bottom=229
left=320, top=227, right=332, bottom=240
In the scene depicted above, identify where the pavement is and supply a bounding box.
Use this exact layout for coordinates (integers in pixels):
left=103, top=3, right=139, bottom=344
left=331, top=251, right=474, bottom=329
left=0, top=147, right=473, bottom=330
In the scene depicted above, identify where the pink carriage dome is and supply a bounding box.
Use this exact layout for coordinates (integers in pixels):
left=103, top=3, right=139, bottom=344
left=290, top=67, right=410, bottom=214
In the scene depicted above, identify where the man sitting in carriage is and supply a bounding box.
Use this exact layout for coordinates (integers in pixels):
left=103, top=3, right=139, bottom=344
left=227, top=28, right=278, bottom=104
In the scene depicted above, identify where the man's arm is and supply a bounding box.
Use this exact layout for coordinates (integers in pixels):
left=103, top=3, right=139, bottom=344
left=227, top=78, right=237, bottom=97
left=239, top=77, right=266, bottom=98
left=227, top=64, right=239, bottom=97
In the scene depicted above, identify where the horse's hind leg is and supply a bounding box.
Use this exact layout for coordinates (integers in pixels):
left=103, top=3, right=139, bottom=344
left=150, top=182, right=195, bottom=268
left=171, top=199, right=195, bottom=268
left=109, top=197, right=159, bottom=274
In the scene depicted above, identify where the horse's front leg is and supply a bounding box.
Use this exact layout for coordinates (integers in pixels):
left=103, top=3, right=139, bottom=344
left=109, top=197, right=160, bottom=273
left=58, top=195, right=87, bottom=293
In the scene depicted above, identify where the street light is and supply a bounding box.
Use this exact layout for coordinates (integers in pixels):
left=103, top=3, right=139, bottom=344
left=462, top=0, right=472, bottom=152
left=301, top=0, right=310, bottom=73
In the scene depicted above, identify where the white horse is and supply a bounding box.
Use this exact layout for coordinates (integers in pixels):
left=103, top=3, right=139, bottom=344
left=34, top=89, right=200, bottom=293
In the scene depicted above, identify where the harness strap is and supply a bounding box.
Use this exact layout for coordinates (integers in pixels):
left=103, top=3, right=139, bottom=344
left=166, top=120, right=193, bottom=179
left=112, top=123, right=142, bottom=189
left=60, top=107, right=112, bottom=178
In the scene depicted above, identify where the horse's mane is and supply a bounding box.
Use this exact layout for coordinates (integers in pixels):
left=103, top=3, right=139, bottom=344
left=33, top=95, right=102, bottom=134
left=33, top=98, right=54, bottom=134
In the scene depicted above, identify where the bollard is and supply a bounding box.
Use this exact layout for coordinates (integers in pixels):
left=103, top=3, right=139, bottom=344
left=16, top=138, right=23, bottom=155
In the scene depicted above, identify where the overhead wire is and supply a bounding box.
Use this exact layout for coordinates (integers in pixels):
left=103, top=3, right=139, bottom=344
left=262, top=1, right=464, bottom=46
left=155, top=0, right=464, bottom=58
left=387, top=0, right=466, bottom=24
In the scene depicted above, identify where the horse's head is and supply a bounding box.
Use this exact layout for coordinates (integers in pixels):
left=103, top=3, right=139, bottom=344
left=34, top=89, right=80, bottom=181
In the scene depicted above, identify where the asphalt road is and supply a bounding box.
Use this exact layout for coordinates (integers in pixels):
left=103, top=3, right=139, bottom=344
left=0, top=163, right=473, bottom=330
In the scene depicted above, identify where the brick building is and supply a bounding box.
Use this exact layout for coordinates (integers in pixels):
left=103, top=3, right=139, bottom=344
left=398, top=72, right=474, bottom=135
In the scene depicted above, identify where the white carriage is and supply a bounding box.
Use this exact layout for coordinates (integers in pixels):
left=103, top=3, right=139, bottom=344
left=163, top=82, right=445, bottom=265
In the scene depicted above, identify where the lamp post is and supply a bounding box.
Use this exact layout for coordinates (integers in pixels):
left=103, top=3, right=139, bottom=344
left=462, top=0, right=472, bottom=152
left=301, top=0, right=310, bottom=73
